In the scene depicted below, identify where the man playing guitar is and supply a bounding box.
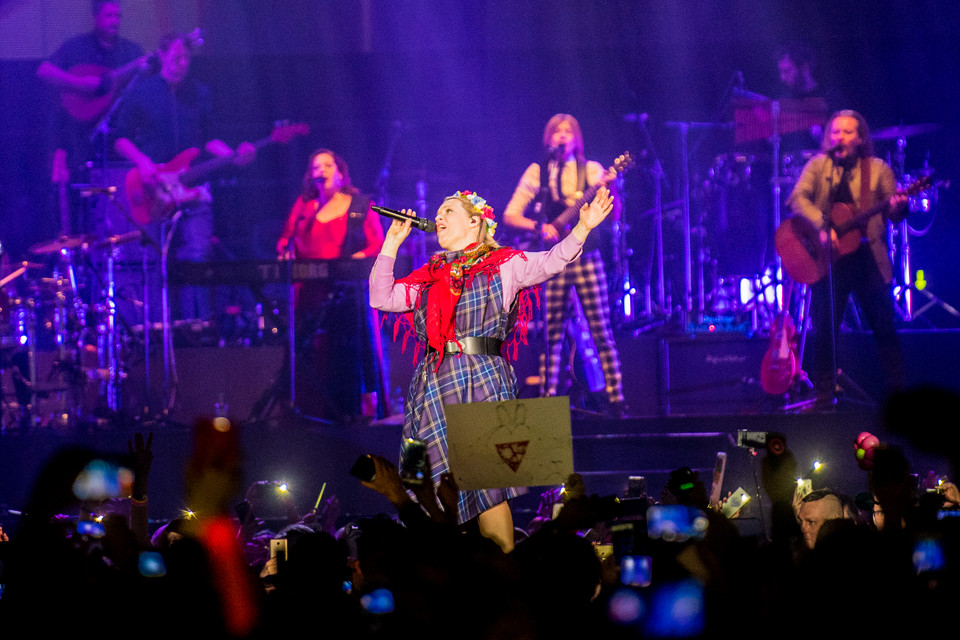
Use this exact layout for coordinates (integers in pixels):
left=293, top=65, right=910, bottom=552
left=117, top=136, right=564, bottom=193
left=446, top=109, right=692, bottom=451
left=504, top=114, right=627, bottom=417
left=112, top=31, right=255, bottom=321
left=37, top=2, right=146, bottom=170
left=785, top=109, right=908, bottom=401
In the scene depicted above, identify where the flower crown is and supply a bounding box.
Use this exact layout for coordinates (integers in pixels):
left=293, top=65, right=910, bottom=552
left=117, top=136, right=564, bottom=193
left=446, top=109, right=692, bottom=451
left=453, top=189, right=497, bottom=238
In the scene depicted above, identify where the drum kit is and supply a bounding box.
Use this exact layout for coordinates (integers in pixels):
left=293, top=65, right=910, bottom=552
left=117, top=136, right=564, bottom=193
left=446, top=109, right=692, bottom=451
left=0, top=230, right=140, bottom=429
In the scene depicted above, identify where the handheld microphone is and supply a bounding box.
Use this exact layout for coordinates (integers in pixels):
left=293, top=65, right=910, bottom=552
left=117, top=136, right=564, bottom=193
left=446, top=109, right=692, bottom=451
left=826, top=142, right=844, bottom=157
left=372, top=205, right=436, bottom=233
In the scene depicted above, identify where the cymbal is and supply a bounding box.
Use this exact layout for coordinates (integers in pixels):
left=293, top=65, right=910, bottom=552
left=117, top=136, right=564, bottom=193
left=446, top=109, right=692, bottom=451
left=92, top=230, right=142, bottom=249
left=29, top=234, right=95, bottom=255
left=872, top=123, right=942, bottom=140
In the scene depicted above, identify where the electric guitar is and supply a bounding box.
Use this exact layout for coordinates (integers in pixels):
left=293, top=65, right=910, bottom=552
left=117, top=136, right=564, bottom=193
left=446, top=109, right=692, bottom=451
left=760, top=280, right=799, bottom=395
left=537, top=152, right=635, bottom=244
left=125, top=121, right=309, bottom=224
left=775, top=176, right=931, bottom=284
left=60, top=28, right=203, bottom=123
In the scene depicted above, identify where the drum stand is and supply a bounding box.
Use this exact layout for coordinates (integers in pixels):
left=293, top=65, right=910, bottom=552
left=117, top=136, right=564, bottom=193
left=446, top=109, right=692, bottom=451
left=629, top=113, right=668, bottom=325
left=888, top=136, right=960, bottom=324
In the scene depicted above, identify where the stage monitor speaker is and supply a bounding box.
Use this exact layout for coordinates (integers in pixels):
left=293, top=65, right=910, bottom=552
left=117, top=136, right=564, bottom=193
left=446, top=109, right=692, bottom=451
left=659, top=335, right=768, bottom=416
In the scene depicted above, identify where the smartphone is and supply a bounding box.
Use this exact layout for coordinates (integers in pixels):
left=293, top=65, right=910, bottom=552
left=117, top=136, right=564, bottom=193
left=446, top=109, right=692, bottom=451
left=795, top=478, right=813, bottom=503
left=620, top=555, right=652, bottom=587
left=349, top=455, right=376, bottom=483
left=72, top=458, right=133, bottom=502
left=400, top=438, right=428, bottom=486
left=235, top=500, right=253, bottom=523
left=708, top=452, right=727, bottom=509
left=138, top=551, right=167, bottom=578
left=913, top=536, right=945, bottom=573
left=720, top=487, right=751, bottom=518
left=76, top=520, right=106, bottom=538
left=270, top=538, right=288, bottom=562
left=646, top=505, right=706, bottom=541
left=626, top=476, right=647, bottom=498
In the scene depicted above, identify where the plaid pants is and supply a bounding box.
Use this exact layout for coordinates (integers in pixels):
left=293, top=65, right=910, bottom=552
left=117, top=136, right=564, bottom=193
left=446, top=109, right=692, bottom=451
left=541, top=249, right=624, bottom=402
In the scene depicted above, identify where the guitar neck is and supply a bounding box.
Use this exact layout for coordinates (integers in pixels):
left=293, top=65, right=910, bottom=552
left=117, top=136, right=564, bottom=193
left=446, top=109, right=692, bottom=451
left=179, top=135, right=274, bottom=186
left=549, top=182, right=601, bottom=232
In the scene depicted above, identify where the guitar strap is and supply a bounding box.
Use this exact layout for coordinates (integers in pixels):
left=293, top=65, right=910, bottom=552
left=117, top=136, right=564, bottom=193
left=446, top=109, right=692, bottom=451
left=859, top=157, right=872, bottom=212
left=550, top=159, right=586, bottom=207
left=342, top=194, right=372, bottom=257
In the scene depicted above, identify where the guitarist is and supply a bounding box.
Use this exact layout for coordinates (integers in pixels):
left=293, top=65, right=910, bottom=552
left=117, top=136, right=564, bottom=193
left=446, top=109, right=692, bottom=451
left=785, top=110, right=908, bottom=400
left=111, top=31, right=256, bottom=321
left=504, top=114, right=626, bottom=417
left=37, top=1, right=145, bottom=172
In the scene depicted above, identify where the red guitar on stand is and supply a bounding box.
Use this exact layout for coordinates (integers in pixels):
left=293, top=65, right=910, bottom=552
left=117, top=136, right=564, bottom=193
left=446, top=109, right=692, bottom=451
left=125, top=121, right=309, bottom=224
left=760, top=280, right=800, bottom=395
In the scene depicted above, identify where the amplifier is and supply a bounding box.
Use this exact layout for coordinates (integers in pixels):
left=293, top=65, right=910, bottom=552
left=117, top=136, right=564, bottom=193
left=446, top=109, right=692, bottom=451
left=659, top=334, right=768, bottom=416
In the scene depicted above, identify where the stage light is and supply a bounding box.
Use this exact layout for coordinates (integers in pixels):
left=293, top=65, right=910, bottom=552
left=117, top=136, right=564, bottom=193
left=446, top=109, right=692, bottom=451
left=812, top=460, right=823, bottom=472
left=916, top=270, right=927, bottom=291
left=277, top=482, right=288, bottom=492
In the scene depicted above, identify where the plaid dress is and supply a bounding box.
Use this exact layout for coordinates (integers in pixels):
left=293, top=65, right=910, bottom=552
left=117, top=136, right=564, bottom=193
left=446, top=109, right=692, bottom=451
left=402, top=267, right=528, bottom=524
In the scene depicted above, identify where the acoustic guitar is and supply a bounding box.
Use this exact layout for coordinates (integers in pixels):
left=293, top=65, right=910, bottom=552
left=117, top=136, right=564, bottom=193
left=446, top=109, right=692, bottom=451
left=125, top=121, right=309, bottom=224
left=775, top=176, right=930, bottom=284
left=60, top=28, right=203, bottom=123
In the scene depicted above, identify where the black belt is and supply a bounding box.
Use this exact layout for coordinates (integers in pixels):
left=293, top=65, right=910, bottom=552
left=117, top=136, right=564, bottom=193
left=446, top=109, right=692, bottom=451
left=428, top=336, right=503, bottom=356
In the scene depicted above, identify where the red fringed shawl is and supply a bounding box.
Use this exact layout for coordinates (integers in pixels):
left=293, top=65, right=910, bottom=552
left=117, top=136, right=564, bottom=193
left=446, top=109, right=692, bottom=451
left=392, top=243, right=533, bottom=368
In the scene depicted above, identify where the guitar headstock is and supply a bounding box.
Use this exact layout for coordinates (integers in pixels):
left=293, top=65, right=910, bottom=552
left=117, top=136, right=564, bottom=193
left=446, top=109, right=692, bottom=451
left=612, top=152, right=635, bottom=174
left=271, top=121, right=311, bottom=144
left=902, top=176, right=932, bottom=196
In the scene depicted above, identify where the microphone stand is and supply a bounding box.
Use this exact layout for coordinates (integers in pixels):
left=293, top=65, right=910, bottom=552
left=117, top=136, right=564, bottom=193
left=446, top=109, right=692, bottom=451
left=633, top=115, right=669, bottom=323
left=533, top=152, right=554, bottom=397
left=817, top=158, right=871, bottom=408
left=665, top=120, right=720, bottom=328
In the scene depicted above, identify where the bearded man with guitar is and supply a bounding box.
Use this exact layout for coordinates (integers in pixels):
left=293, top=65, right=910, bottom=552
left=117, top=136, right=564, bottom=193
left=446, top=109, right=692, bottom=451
left=783, top=109, right=908, bottom=401
left=504, top=114, right=627, bottom=417
left=111, top=31, right=256, bottom=321
left=37, top=1, right=146, bottom=207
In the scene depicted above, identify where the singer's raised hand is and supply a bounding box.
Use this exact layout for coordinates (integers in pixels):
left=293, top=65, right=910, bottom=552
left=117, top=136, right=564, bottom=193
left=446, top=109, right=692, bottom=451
left=381, top=213, right=414, bottom=258
left=571, top=185, right=614, bottom=242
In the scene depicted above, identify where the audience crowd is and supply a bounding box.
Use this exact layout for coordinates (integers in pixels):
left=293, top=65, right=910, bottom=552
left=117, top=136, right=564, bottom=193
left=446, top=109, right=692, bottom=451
left=0, top=389, right=958, bottom=638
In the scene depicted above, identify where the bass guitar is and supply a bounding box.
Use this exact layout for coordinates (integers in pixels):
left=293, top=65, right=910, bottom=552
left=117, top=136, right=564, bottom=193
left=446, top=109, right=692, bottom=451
left=60, top=28, right=203, bottom=123
left=775, top=176, right=930, bottom=284
left=125, top=121, right=309, bottom=224
left=538, top=152, right=634, bottom=244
